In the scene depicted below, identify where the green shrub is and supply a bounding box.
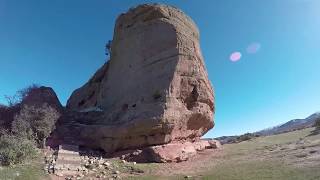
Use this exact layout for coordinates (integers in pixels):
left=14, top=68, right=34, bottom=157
left=1, top=84, right=40, bottom=131
left=11, top=114, right=33, bottom=139
left=12, top=104, right=60, bottom=148
left=0, top=134, right=37, bottom=166
left=236, top=133, right=256, bottom=142
left=105, top=40, right=112, bottom=57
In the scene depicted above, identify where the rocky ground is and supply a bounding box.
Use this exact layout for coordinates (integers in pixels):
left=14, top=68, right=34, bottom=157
left=43, top=145, right=145, bottom=180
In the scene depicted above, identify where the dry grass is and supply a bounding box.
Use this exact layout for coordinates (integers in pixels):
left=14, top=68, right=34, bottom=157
left=127, top=128, right=320, bottom=180
left=0, top=159, right=48, bottom=180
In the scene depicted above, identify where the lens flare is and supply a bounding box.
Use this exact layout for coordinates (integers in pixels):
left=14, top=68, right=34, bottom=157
left=246, top=42, right=261, bottom=54
left=230, top=52, right=242, bottom=62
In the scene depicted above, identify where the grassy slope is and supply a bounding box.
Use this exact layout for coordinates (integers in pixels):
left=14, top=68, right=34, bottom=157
left=1, top=128, right=319, bottom=180
left=0, top=159, right=48, bottom=180
left=202, top=128, right=320, bottom=180
left=129, top=128, right=320, bottom=180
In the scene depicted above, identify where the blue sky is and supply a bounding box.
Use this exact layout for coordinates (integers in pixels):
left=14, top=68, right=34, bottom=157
left=1, top=0, right=320, bottom=138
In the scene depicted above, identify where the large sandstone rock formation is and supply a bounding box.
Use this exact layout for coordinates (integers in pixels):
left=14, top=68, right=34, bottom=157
left=63, top=4, right=214, bottom=154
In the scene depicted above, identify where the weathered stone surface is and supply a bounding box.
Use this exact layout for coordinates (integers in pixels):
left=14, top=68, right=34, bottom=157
left=145, top=142, right=198, bottom=163
left=61, top=4, right=214, bottom=154
left=21, top=86, right=64, bottom=113
left=54, top=145, right=82, bottom=176
left=114, top=139, right=221, bottom=163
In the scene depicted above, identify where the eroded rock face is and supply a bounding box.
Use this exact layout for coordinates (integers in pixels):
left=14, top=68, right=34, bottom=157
left=22, top=86, right=64, bottom=113
left=64, top=4, right=214, bottom=153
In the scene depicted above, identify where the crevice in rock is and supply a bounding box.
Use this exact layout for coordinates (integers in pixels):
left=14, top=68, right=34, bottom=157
left=126, top=24, right=133, bottom=28
left=122, top=104, right=129, bottom=111
left=88, top=91, right=95, bottom=100
left=142, top=53, right=180, bottom=68
left=185, top=85, right=199, bottom=110
left=78, top=100, right=86, bottom=107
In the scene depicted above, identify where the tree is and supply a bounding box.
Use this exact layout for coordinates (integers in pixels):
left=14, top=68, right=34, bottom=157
left=3, top=84, right=39, bottom=107
left=12, top=104, right=60, bottom=148
left=11, top=114, right=33, bottom=139
left=0, top=133, right=37, bottom=165
left=16, top=84, right=39, bottom=101
left=105, top=40, right=112, bottom=57
left=4, top=95, right=19, bottom=107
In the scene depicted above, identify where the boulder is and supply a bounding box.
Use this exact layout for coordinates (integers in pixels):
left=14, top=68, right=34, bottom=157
left=146, top=142, right=198, bottom=162
left=113, top=139, right=221, bottom=163
left=61, top=4, right=215, bottom=154
left=146, top=139, right=221, bottom=163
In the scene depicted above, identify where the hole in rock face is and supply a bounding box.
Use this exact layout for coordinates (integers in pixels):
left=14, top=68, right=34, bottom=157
left=122, top=104, right=129, bottom=111
left=126, top=24, right=133, bottom=28
left=185, top=85, right=199, bottom=110
left=78, top=100, right=86, bottom=107
left=132, top=104, right=136, bottom=108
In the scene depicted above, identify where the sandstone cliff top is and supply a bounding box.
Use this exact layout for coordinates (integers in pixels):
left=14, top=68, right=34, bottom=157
left=114, top=3, right=200, bottom=40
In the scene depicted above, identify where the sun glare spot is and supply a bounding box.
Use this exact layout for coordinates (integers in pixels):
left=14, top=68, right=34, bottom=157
left=230, top=52, right=242, bottom=62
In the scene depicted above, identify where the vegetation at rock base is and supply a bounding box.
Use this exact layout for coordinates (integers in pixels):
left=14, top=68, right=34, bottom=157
left=0, top=134, right=37, bottom=166
left=12, top=104, right=60, bottom=148
left=0, top=158, right=47, bottom=180
left=0, top=85, right=60, bottom=166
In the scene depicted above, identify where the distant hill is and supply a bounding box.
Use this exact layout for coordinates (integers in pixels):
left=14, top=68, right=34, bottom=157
left=215, top=112, right=320, bottom=144
left=256, top=112, right=320, bottom=136
left=214, top=135, right=239, bottom=144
